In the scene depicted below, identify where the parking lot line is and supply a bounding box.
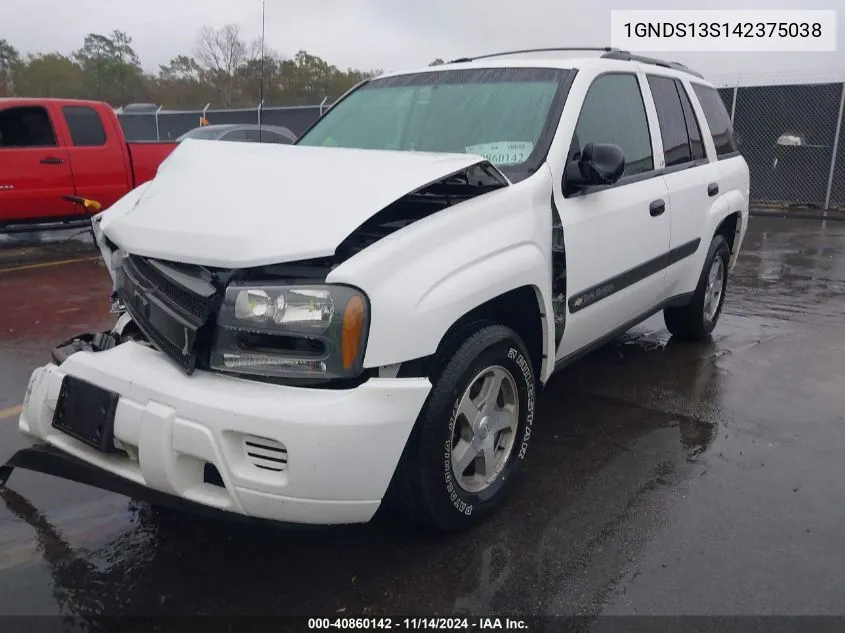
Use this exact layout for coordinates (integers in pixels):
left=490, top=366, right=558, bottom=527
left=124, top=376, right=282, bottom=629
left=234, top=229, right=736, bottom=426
left=0, top=256, right=100, bottom=274
left=0, top=405, right=22, bottom=420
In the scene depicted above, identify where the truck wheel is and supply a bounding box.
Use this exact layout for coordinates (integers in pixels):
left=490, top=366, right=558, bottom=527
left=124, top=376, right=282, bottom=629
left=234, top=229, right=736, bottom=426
left=664, top=234, right=730, bottom=341
left=387, top=324, right=537, bottom=531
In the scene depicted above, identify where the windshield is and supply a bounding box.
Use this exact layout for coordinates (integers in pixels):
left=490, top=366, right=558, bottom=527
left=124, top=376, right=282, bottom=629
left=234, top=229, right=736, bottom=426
left=177, top=127, right=226, bottom=141
left=296, top=67, right=571, bottom=179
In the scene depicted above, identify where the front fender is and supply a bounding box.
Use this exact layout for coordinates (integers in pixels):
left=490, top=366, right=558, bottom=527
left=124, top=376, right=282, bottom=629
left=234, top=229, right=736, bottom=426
left=327, top=181, right=554, bottom=376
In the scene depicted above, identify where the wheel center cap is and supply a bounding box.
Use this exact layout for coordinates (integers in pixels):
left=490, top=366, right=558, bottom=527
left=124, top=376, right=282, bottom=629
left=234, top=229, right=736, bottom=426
left=476, top=416, right=491, bottom=439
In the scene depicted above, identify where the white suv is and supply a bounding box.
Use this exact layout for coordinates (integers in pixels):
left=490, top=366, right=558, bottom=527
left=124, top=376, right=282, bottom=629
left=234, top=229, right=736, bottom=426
left=6, top=48, right=749, bottom=531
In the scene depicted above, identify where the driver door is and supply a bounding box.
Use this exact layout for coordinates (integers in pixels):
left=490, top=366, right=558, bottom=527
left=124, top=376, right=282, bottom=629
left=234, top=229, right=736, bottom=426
left=552, top=71, right=671, bottom=361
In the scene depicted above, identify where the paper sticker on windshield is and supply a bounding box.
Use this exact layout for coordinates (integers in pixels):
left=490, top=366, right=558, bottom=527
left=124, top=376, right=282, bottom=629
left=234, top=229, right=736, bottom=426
left=465, top=142, right=534, bottom=166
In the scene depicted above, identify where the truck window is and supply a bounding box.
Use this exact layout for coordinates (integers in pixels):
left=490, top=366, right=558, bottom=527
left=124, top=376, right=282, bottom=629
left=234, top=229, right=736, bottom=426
left=647, top=75, right=692, bottom=168
left=0, top=106, right=57, bottom=148
left=691, top=84, right=738, bottom=158
left=62, top=106, right=107, bottom=147
left=573, top=73, right=654, bottom=177
left=676, top=80, right=706, bottom=161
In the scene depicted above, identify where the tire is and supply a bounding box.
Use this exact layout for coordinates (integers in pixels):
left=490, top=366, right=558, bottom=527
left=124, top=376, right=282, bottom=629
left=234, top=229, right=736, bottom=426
left=386, top=324, right=537, bottom=532
left=664, top=234, right=730, bottom=341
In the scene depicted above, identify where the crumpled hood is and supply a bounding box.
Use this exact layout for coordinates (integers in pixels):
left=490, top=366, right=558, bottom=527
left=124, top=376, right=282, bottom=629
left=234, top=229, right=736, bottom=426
left=103, top=139, right=491, bottom=268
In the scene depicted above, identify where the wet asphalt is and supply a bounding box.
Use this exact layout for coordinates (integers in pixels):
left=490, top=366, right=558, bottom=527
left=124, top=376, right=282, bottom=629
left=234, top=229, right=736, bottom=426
left=0, top=217, right=844, bottom=624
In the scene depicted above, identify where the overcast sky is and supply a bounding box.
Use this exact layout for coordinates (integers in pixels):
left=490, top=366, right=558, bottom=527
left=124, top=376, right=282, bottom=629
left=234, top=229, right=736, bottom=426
left=6, top=0, right=844, bottom=86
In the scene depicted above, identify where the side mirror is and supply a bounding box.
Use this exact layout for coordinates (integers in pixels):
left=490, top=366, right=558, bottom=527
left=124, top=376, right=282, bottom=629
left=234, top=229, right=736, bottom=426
left=563, top=143, right=626, bottom=195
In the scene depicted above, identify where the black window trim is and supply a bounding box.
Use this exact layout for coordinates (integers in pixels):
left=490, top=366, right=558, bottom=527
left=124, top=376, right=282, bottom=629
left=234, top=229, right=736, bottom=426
left=563, top=70, right=660, bottom=198
left=295, top=67, right=578, bottom=183
left=61, top=105, right=107, bottom=147
left=564, top=76, right=739, bottom=196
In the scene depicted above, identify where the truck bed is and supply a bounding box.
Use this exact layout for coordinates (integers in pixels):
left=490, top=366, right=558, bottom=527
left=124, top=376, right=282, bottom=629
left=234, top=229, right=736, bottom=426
left=127, top=142, right=178, bottom=187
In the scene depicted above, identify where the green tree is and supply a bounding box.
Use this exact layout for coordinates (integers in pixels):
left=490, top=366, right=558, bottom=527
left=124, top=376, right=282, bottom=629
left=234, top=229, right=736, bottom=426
left=1, top=28, right=383, bottom=108
left=73, top=30, right=147, bottom=105
left=429, top=58, right=445, bottom=66
left=277, top=51, right=377, bottom=106
left=159, top=55, right=202, bottom=82
left=14, top=53, right=85, bottom=98
left=0, top=39, right=22, bottom=96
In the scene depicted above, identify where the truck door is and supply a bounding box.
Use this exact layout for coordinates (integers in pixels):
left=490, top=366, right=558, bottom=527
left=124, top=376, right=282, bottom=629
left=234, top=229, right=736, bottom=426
left=60, top=104, right=131, bottom=209
left=0, top=104, right=76, bottom=223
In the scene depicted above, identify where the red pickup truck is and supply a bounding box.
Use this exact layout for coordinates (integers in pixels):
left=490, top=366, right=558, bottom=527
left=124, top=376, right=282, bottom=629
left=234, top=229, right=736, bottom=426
left=0, top=98, right=177, bottom=228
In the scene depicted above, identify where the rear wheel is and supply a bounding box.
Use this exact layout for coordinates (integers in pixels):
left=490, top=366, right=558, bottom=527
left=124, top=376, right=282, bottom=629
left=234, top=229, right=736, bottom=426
left=664, top=235, right=730, bottom=341
left=387, top=324, right=537, bottom=531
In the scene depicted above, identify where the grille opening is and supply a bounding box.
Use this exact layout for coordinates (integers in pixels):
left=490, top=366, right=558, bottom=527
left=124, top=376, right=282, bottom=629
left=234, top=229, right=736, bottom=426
left=203, top=463, right=225, bottom=487
left=126, top=255, right=215, bottom=322
left=243, top=436, right=288, bottom=473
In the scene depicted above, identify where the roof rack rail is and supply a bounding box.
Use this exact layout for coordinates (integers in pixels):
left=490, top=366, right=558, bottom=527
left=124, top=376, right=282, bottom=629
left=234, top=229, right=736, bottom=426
left=448, top=47, right=624, bottom=64
left=600, top=51, right=704, bottom=78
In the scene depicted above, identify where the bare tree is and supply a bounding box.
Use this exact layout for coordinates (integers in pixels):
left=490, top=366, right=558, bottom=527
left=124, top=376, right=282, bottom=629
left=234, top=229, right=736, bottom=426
left=194, top=24, right=249, bottom=107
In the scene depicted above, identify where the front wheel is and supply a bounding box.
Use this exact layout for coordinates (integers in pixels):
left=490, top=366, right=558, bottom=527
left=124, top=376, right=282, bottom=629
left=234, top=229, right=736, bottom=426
left=386, top=325, right=537, bottom=531
left=664, top=234, right=730, bottom=341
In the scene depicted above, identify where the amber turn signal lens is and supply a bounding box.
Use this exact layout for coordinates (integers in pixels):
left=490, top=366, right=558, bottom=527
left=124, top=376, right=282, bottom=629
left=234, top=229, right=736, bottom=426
left=341, top=295, right=365, bottom=369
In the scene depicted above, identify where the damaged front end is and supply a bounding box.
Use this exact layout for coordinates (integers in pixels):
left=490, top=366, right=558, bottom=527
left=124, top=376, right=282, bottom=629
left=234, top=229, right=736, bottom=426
left=69, top=160, right=511, bottom=384
left=335, top=161, right=508, bottom=263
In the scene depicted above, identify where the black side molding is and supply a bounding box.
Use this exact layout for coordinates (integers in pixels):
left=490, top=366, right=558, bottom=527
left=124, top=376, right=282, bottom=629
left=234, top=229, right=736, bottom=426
left=568, top=239, right=701, bottom=314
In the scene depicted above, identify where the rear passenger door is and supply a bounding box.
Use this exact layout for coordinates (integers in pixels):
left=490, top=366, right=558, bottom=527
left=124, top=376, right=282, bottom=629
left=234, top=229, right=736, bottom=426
left=61, top=105, right=132, bottom=209
left=644, top=75, right=722, bottom=298
left=553, top=72, right=671, bottom=360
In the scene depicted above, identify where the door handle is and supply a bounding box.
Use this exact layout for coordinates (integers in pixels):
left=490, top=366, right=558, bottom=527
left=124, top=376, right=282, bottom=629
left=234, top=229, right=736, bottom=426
left=40, top=156, right=65, bottom=165
left=708, top=182, right=719, bottom=197
left=649, top=199, right=666, bottom=217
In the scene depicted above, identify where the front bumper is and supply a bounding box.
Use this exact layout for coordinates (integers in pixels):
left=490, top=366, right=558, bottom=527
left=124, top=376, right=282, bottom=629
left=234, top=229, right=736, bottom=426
left=16, top=341, right=431, bottom=525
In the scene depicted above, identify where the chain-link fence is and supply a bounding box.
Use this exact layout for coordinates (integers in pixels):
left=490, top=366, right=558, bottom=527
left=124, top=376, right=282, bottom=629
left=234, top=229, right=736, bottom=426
left=117, top=104, right=325, bottom=142
left=716, top=77, right=845, bottom=210
left=119, top=76, right=845, bottom=210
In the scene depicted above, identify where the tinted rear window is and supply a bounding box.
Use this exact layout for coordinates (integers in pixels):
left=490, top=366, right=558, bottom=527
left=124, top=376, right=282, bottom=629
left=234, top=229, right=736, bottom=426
left=62, top=106, right=107, bottom=147
left=647, top=75, right=692, bottom=167
left=691, top=84, right=738, bottom=158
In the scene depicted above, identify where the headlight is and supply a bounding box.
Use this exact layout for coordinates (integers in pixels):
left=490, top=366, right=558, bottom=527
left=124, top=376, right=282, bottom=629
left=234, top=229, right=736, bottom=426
left=210, top=284, right=369, bottom=379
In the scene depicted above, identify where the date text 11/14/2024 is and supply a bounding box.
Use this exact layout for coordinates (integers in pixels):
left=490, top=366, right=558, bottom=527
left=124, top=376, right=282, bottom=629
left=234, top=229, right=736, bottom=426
left=307, top=617, right=530, bottom=630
